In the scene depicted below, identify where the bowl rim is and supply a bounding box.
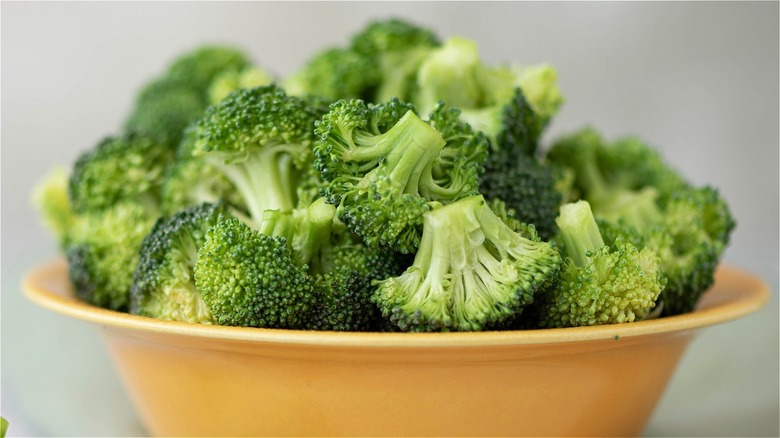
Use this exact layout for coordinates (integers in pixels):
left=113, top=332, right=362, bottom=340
left=23, top=258, right=770, bottom=348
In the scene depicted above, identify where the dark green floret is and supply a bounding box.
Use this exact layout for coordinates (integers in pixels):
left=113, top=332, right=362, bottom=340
left=314, top=98, right=487, bottom=253
left=130, top=202, right=232, bottom=323
left=194, top=217, right=316, bottom=328
left=373, top=195, right=562, bottom=332
left=533, top=200, right=665, bottom=328
left=124, top=77, right=206, bottom=149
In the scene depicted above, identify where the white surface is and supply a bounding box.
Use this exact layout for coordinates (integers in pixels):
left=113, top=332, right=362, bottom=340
left=2, top=2, right=778, bottom=437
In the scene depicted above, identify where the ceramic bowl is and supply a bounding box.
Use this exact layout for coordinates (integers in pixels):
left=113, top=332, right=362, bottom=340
left=24, top=259, right=769, bottom=437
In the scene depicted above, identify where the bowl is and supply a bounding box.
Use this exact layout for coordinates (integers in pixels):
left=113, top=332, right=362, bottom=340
left=23, top=259, right=769, bottom=437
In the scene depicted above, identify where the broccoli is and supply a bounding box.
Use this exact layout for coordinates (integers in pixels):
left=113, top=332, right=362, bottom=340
left=314, top=98, right=487, bottom=253
left=189, top=85, right=326, bottom=223
left=208, top=65, right=275, bottom=105
left=130, top=202, right=232, bottom=323
left=283, top=47, right=381, bottom=102
left=306, top=243, right=411, bottom=331
left=194, top=217, right=316, bottom=328
left=532, top=200, right=665, bottom=328
left=546, top=127, right=688, bottom=227
left=652, top=186, right=735, bottom=314
left=165, top=45, right=250, bottom=94
left=68, top=133, right=173, bottom=214
left=124, top=77, right=207, bottom=149
left=413, top=37, right=564, bottom=156
left=32, top=167, right=76, bottom=249
left=373, top=195, right=562, bottom=332
left=66, top=202, right=158, bottom=311
left=549, top=127, right=735, bottom=315
left=349, top=18, right=441, bottom=102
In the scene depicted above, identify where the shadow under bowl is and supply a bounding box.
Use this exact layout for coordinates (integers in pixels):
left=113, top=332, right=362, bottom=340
left=23, top=259, right=769, bottom=437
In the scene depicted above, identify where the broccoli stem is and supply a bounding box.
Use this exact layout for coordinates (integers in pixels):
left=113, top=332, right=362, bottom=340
left=209, top=144, right=302, bottom=222
left=555, top=200, right=605, bottom=267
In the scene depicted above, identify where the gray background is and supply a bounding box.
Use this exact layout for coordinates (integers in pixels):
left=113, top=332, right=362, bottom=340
left=2, top=2, right=778, bottom=436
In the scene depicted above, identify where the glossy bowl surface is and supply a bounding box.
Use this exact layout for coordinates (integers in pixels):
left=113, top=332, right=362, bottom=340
left=24, top=259, right=769, bottom=437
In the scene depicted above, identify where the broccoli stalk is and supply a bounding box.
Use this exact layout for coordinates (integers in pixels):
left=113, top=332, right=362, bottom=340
left=533, top=200, right=665, bottom=328
left=373, top=195, right=561, bottom=332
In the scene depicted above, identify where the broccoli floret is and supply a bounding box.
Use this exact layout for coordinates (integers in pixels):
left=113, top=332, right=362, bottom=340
left=66, top=202, right=158, bottom=310
left=69, top=133, right=173, bottom=214
left=532, top=200, right=665, bottom=328
left=546, top=127, right=688, bottom=227
left=648, top=186, right=734, bottom=315
left=190, top=85, right=326, bottom=223
left=373, top=195, right=562, bottom=332
left=32, top=167, right=77, bottom=249
left=349, top=18, right=440, bottom=102
left=547, top=127, right=734, bottom=315
left=166, top=45, right=250, bottom=94
left=124, top=77, right=207, bottom=149
left=130, top=202, right=232, bottom=323
left=480, top=150, right=563, bottom=240
left=413, top=37, right=563, bottom=156
left=283, top=47, right=381, bottom=101
left=194, top=217, right=316, bottom=328
left=208, top=65, right=275, bottom=105
left=314, top=98, right=487, bottom=253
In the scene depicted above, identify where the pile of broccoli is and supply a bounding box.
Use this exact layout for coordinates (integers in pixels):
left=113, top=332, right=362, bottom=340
left=34, top=18, right=735, bottom=332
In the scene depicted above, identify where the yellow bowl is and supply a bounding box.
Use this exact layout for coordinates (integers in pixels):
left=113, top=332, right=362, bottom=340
left=24, top=259, right=769, bottom=437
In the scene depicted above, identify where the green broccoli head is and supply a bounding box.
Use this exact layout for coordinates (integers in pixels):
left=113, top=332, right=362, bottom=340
left=283, top=47, right=381, bottom=102
left=124, top=77, right=207, bottom=149
left=130, top=202, right=232, bottom=323
left=166, top=45, right=251, bottom=93
left=650, top=186, right=735, bottom=315
left=373, top=195, right=562, bottom=332
left=350, top=18, right=441, bottom=102
left=533, top=200, right=665, bottom=328
left=66, top=202, right=158, bottom=311
left=314, top=98, right=487, bottom=253
left=191, top=84, right=326, bottom=222
left=546, top=127, right=688, bottom=230
left=69, top=133, right=173, bottom=214
left=194, top=217, right=316, bottom=328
